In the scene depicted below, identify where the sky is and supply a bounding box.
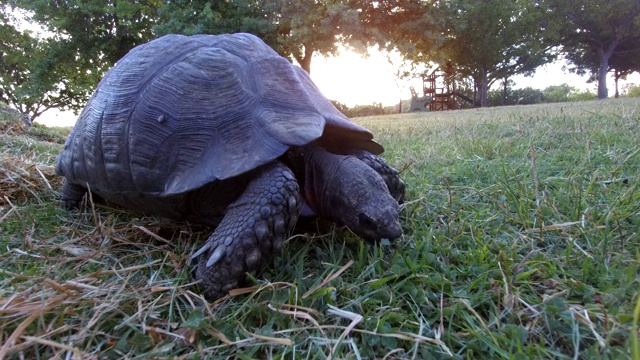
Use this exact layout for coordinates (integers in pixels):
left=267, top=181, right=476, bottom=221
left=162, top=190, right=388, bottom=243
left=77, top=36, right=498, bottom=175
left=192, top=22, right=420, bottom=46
left=33, top=47, right=640, bottom=127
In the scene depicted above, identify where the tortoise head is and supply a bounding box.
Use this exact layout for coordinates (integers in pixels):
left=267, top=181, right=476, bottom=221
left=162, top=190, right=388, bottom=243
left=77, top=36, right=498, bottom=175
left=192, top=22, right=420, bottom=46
left=326, top=156, right=402, bottom=241
left=301, top=147, right=402, bottom=241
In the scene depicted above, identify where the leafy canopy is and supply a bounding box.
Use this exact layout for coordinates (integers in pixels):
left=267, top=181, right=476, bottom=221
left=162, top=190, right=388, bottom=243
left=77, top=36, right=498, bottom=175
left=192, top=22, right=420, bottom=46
left=549, top=0, right=640, bottom=99
left=1, top=0, right=159, bottom=119
left=395, top=0, right=557, bottom=107
left=2, top=0, right=389, bottom=119
left=156, top=0, right=374, bottom=74
left=0, top=6, right=99, bottom=118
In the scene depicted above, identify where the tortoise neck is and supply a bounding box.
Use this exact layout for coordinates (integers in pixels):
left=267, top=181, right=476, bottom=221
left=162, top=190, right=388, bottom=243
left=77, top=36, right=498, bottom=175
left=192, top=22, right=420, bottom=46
left=301, top=145, right=349, bottom=218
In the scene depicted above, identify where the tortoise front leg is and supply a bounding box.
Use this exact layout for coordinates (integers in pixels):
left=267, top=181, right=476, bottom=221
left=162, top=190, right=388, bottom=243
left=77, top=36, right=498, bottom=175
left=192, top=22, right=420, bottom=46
left=192, top=162, right=301, bottom=300
left=352, top=151, right=405, bottom=204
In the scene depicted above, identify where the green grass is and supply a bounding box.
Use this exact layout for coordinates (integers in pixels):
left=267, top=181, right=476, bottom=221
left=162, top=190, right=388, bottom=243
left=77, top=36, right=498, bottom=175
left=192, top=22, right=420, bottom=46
left=1, top=98, right=639, bottom=359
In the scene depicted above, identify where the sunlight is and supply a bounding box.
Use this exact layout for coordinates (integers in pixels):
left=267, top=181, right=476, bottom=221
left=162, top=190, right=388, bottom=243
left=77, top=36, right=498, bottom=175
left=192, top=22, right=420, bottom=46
left=309, top=46, right=421, bottom=108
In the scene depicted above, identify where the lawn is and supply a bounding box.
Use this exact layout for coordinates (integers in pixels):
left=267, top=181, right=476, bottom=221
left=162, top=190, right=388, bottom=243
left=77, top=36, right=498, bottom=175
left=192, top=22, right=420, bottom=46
left=1, top=99, right=639, bottom=359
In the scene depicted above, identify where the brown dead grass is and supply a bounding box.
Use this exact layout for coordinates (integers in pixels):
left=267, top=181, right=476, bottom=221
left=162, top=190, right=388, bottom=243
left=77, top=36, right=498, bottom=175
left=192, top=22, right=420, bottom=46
left=0, top=107, right=31, bottom=136
left=0, top=154, right=59, bottom=207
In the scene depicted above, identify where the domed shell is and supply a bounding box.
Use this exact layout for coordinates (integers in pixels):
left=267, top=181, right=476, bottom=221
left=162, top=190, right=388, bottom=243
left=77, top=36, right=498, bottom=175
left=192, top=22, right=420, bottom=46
left=56, top=33, right=383, bottom=196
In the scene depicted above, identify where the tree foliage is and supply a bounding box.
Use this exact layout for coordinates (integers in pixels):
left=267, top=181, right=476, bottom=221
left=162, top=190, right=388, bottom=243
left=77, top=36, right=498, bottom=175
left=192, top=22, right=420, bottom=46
left=13, top=0, right=160, bottom=67
left=2, top=0, right=391, bottom=117
left=488, top=83, right=597, bottom=106
left=488, top=86, right=544, bottom=106
left=156, top=0, right=375, bottom=74
left=0, top=7, right=99, bottom=119
left=2, top=0, right=160, bottom=119
left=549, top=0, right=640, bottom=99
left=622, top=83, right=640, bottom=97
left=155, top=1, right=276, bottom=45
left=397, top=0, right=557, bottom=107
left=3, top=0, right=636, bottom=119
left=270, top=0, right=367, bottom=73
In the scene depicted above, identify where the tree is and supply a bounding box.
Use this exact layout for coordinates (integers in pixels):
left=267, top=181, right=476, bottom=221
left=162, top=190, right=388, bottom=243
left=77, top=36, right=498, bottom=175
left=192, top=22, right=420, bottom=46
left=155, top=1, right=276, bottom=44
left=269, top=0, right=365, bottom=74
left=497, top=78, right=516, bottom=106
left=609, top=39, right=640, bottom=98
left=622, top=83, right=640, bottom=97
left=3, top=0, right=371, bottom=116
left=393, top=0, right=557, bottom=107
left=488, top=86, right=545, bottom=106
left=0, top=7, right=98, bottom=119
left=2, top=0, right=160, bottom=119
left=542, top=83, right=574, bottom=102
left=549, top=0, right=640, bottom=99
left=347, top=0, right=428, bottom=50
left=560, top=38, right=640, bottom=98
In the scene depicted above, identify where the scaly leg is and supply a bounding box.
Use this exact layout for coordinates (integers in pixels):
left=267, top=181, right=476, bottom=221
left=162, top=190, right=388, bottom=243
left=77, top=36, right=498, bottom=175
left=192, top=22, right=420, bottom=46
left=192, top=162, right=301, bottom=300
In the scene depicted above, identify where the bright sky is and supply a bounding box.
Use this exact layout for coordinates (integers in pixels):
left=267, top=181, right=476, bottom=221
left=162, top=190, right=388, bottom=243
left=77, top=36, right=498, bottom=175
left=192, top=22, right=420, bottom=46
left=35, top=47, right=640, bottom=127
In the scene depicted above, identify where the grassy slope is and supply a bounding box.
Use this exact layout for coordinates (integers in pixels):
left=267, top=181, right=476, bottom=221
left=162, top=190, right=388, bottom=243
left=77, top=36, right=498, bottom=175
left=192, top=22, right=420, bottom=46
left=0, top=99, right=639, bottom=359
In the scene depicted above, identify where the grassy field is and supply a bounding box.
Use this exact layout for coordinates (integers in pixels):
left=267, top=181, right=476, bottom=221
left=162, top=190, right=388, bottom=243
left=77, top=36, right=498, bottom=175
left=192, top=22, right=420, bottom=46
left=1, top=99, right=639, bottom=359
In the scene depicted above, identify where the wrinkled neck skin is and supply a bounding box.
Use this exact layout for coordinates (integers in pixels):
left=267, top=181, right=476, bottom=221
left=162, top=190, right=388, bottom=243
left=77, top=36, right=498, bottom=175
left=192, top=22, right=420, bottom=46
left=301, top=145, right=402, bottom=241
left=301, top=147, right=346, bottom=217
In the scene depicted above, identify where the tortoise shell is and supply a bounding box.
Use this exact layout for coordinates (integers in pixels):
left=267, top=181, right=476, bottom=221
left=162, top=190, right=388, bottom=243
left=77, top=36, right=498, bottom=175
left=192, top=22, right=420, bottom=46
left=56, top=33, right=382, bottom=198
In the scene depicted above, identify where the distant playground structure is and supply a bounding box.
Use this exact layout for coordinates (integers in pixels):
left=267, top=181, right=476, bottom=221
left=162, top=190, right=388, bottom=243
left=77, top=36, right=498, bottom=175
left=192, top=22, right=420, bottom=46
left=408, top=66, right=475, bottom=112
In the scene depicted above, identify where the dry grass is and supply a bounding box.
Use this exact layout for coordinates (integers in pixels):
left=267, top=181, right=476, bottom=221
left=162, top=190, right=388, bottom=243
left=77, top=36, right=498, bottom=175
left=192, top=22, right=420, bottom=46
left=0, top=107, right=31, bottom=136
left=0, top=154, right=58, bottom=207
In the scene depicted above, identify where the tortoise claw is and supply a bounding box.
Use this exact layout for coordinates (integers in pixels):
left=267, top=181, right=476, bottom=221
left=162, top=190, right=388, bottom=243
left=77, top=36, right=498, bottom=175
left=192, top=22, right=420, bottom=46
left=206, top=244, right=227, bottom=267
left=60, top=180, right=89, bottom=210
left=191, top=242, right=212, bottom=260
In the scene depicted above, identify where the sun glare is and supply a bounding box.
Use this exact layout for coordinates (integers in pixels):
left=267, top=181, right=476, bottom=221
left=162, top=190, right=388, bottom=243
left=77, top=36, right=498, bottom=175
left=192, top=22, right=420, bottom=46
left=309, top=47, right=418, bottom=108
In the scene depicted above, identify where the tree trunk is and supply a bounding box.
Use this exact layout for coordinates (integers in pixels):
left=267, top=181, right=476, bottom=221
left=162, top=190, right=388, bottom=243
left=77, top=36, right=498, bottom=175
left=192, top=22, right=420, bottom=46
left=502, top=78, right=508, bottom=105
left=293, top=45, right=314, bottom=74
left=480, top=67, right=489, bottom=107
left=596, top=42, right=618, bottom=99
left=614, top=70, right=620, bottom=98
left=597, top=50, right=609, bottom=99
left=473, top=80, right=478, bottom=108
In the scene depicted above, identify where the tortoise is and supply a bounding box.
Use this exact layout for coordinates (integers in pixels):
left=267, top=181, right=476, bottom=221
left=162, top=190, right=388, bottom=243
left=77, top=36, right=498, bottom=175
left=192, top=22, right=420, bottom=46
left=56, top=33, right=405, bottom=300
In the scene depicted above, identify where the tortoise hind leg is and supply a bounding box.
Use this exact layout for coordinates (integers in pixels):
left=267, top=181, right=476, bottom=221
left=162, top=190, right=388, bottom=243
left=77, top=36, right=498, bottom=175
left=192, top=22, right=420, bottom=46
left=61, top=179, right=89, bottom=210
left=192, top=162, right=301, bottom=300
left=352, top=151, right=405, bottom=204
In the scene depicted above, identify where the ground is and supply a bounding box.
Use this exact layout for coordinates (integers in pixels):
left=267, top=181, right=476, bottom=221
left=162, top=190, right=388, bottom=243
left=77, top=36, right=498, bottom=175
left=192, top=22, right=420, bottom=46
left=0, top=99, right=639, bottom=359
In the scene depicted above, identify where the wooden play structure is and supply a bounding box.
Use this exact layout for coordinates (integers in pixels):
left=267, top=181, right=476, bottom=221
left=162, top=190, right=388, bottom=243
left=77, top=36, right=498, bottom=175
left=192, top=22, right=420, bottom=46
left=408, top=65, right=474, bottom=112
left=407, top=86, right=432, bottom=112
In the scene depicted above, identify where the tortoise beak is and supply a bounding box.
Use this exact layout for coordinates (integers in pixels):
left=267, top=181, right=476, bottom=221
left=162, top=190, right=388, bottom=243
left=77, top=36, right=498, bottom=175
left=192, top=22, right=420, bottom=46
left=382, top=218, right=403, bottom=240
